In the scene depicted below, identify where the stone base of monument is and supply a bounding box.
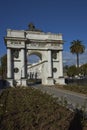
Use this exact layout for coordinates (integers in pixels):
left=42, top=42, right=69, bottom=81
left=7, top=78, right=27, bottom=87
left=47, top=78, right=54, bottom=85
left=55, top=77, right=65, bottom=85
left=7, top=78, right=14, bottom=87
left=21, top=79, right=27, bottom=86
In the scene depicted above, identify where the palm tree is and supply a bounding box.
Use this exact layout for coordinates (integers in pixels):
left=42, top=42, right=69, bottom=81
left=70, top=40, right=85, bottom=67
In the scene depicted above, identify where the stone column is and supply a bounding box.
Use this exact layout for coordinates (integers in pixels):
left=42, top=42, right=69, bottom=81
left=21, top=49, right=26, bottom=78
left=20, top=48, right=27, bottom=86
left=59, top=51, right=63, bottom=77
left=48, top=50, right=52, bottom=77
left=7, top=48, right=12, bottom=78
left=7, top=48, right=13, bottom=86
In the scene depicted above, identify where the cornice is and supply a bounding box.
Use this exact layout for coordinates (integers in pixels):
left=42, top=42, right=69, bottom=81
left=28, top=39, right=64, bottom=44
left=4, top=37, right=27, bottom=42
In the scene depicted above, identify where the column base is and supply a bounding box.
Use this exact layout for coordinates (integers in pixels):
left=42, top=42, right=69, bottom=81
left=7, top=78, right=13, bottom=87
left=14, top=79, right=27, bottom=86
left=42, top=77, right=54, bottom=85
left=47, top=77, right=54, bottom=85
left=55, top=77, right=65, bottom=85
left=7, top=78, right=27, bottom=87
left=21, top=78, right=27, bottom=86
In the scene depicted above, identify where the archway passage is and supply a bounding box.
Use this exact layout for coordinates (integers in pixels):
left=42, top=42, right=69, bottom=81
left=27, top=52, right=42, bottom=85
left=28, top=54, right=41, bottom=64
left=4, top=25, right=65, bottom=86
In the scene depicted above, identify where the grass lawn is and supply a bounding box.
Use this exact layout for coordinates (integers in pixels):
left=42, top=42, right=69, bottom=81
left=63, top=85, right=87, bottom=95
left=55, top=84, right=87, bottom=95
left=64, top=85, right=87, bottom=94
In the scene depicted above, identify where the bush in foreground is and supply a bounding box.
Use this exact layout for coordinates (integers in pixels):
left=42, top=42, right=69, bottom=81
left=0, top=87, right=84, bottom=130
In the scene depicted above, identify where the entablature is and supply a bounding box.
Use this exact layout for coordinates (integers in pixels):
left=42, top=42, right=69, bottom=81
left=26, top=42, right=63, bottom=50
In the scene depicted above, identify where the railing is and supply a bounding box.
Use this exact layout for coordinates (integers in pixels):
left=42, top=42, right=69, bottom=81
left=27, top=60, right=46, bottom=79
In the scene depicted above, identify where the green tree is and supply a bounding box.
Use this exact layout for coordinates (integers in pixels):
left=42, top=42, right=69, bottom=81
left=70, top=40, right=85, bottom=67
left=67, top=65, right=79, bottom=77
left=63, top=65, right=69, bottom=76
left=80, top=63, right=87, bottom=76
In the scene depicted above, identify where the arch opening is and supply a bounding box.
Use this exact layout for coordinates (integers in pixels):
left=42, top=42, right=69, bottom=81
left=27, top=52, right=42, bottom=85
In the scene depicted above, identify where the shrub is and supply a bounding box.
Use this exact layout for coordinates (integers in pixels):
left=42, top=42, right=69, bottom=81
left=0, top=87, right=74, bottom=130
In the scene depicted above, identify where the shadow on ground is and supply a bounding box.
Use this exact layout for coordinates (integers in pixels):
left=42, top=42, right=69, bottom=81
left=69, top=109, right=83, bottom=130
left=0, top=80, right=8, bottom=89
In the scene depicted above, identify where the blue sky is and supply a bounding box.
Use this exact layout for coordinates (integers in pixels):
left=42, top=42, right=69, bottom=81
left=0, top=0, right=87, bottom=65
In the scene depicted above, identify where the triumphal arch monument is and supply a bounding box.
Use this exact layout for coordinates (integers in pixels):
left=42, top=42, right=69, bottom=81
left=5, top=24, right=65, bottom=86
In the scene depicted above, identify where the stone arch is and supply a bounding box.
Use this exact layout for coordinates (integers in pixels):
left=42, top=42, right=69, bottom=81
left=27, top=50, right=43, bottom=83
left=27, top=50, right=42, bottom=60
left=5, top=26, right=65, bottom=86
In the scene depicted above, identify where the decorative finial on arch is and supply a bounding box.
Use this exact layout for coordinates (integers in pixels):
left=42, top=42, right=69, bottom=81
left=28, top=23, right=35, bottom=31
left=27, top=23, right=42, bottom=32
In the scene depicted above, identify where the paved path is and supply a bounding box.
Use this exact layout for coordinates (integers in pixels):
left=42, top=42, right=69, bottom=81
left=32, top=85, right=87, bottom=112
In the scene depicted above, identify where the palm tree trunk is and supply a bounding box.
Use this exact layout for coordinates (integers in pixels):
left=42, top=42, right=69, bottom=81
left=76, top=53, right=79, bottom=67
